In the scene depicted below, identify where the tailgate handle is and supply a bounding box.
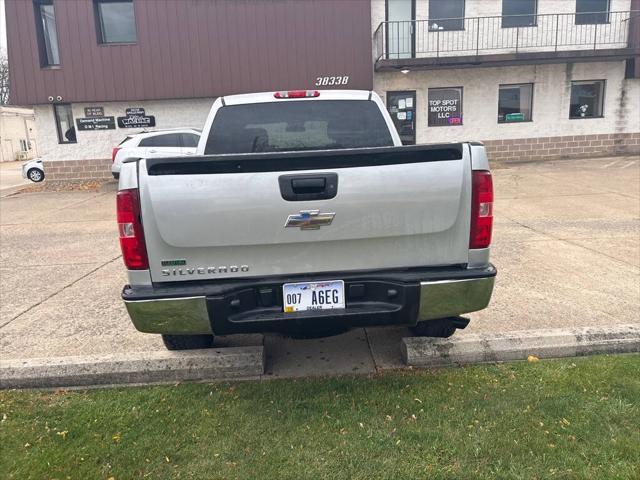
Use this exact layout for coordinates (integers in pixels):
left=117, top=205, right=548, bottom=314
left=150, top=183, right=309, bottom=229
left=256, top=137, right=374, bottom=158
left=292, top=178, right=325, bottom=193
left=279, top=173, right=338, bottom=201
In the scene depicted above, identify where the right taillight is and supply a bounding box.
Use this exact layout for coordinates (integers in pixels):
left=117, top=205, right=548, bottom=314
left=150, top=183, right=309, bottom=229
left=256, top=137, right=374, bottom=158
left=117, top=188, right=149, bottom=270
left=470, top=170, right=493, bottom=249
left=112, top=147, right=121, bottom=163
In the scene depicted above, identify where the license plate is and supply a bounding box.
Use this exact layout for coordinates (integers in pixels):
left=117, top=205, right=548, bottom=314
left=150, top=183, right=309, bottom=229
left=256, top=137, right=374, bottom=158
left=283, top=280, right=345, bottom=313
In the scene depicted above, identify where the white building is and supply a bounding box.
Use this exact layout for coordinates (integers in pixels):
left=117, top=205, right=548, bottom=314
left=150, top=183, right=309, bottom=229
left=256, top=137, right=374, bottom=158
left=4, top=0, right=639, bottom=180
left=372, top=0, right=640, bottom=161
left=0, top=106, right=38, bottom=162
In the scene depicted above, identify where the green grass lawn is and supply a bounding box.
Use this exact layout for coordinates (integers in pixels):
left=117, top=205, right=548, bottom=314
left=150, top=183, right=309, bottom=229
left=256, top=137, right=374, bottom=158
left=1, top=354, right=639, bottom=480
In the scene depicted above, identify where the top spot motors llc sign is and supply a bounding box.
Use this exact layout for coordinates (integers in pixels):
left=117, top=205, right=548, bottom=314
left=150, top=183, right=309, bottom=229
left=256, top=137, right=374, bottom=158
left=117, top=108, right=156, bottom=128
left=428, top=88, right=463, bottom=127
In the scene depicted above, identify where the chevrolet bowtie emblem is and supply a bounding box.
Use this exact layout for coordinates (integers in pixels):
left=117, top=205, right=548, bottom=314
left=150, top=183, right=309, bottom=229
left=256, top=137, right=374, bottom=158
left=285, top=210, right=335, bottom=230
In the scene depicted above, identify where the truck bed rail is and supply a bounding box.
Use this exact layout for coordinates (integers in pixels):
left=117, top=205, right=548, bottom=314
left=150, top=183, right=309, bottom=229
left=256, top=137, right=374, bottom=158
left=142, top=143, right=464, bottom=175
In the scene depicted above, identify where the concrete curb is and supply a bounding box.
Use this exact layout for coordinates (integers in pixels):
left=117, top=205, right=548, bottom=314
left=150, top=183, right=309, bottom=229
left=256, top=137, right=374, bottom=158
left=0, top=184, right=28, bottom=198
left=402, top=325, right=640, bottom=367
left=0, top=346, right=265, bottom=389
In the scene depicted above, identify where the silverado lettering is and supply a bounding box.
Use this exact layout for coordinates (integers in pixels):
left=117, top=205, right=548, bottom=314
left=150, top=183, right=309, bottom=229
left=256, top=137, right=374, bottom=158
left=161, top=265, right=250, bottom=276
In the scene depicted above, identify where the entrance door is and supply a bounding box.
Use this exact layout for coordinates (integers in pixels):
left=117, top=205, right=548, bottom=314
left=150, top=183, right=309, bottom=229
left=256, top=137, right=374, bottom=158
left=386, top=0, right=415, bottom=59
left=387, top=91, right=416, bottom=145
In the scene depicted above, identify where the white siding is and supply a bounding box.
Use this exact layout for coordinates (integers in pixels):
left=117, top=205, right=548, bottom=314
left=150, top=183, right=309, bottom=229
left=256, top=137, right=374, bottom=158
left=375, top=60, right=640, bottom=143
left=372, top=0, right=633, bottom=31
left=34, top=98, right=214, bottom=162
left=373, top=0, right=633, bottom=58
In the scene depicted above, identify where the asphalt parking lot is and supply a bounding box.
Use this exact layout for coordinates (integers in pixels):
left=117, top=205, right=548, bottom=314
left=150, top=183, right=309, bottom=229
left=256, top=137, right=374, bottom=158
left=0, top=156, right=638, bottom=377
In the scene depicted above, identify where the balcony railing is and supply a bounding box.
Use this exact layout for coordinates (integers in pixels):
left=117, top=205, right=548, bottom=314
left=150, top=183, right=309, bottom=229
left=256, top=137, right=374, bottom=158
left=374, top=11, right=637, bottom=62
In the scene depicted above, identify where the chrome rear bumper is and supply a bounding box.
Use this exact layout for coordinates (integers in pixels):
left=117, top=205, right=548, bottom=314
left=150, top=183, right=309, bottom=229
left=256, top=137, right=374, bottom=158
left=125, top=296, right=213, bottom=335
left=123, top=267, right=496, bottom=335
left=418, top=276, right=495, bottom=321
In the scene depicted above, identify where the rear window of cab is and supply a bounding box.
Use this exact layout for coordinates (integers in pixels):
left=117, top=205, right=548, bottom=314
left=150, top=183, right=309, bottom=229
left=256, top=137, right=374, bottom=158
left=205, top=100, right=394, bottom=154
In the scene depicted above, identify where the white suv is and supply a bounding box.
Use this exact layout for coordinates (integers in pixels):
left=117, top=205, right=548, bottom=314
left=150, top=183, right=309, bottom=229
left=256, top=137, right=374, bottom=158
left=111, top=129, right=201, bottom=179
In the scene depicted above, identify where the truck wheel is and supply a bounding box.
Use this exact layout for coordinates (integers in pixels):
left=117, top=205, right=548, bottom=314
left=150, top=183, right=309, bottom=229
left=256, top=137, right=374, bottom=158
left=28, top=168, right=44, bottom=183
left=112, top=173, right=120, bottom=180
left=161, top=334, right=214, bottom=350
left=411, top=317, right=470, bottom=338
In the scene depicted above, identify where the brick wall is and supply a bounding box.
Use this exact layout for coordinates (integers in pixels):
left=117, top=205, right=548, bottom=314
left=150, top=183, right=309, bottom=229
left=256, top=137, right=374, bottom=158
left=43, top=159, right=113, bottom=182
left=483, top=132, right=640, bottom=163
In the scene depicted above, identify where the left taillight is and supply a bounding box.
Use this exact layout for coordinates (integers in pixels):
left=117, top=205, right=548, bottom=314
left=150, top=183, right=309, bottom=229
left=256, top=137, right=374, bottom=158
left=469, top=170, right=494, bottom=249
left=112, top=147, right=121, bottom=163
left=117, top=188, right=149, bottom=270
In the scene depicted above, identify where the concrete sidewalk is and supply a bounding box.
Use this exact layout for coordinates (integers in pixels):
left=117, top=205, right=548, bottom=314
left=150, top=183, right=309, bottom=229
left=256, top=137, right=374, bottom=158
left=0, top=156, right=638, bottom=379
left=0, top=161, right=29, bottom=196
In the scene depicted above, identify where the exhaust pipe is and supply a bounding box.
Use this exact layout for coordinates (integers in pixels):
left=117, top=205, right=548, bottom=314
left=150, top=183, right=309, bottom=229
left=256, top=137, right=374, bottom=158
left=451, top=316, right=470, bottom=330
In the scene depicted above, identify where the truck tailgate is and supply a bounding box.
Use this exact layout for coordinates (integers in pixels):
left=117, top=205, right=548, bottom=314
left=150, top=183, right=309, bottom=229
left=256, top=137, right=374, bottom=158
left=139, top=144, right=472, bottom=281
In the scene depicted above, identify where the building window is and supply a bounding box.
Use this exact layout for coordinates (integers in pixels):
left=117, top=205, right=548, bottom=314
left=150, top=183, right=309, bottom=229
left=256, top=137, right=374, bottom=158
left=575, top=0, right=609, bottom=25
left=95, top=0, right=137, bottom=44
left=33, top=0, right=61, bottom=66
left=429, top=0, right=464, bottom=31
left=19, top=139, right=28, bottom=152
left=569, top=80, right=605, bottom=118
left=428, top=87, right=463, bottom=126
left=502, top=0, right=537, bottom=28
left=53, top=104, right=76, bottom=144
left=498, top=83, right=533, bottom=123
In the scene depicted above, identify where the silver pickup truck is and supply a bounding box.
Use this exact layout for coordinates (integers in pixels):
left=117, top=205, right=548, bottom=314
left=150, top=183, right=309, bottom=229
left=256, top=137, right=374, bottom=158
left=117, top=90, right=495, bottom=350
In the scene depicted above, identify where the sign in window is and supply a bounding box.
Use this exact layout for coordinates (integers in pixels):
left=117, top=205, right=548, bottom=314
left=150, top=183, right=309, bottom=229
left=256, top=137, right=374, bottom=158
left=428, top=87, right=463, bottom=126
left=387, top=91, right=416, bottom=145
left=498, top=83, right=533, bottom=123
left=569, top=80, right=605, bottom=118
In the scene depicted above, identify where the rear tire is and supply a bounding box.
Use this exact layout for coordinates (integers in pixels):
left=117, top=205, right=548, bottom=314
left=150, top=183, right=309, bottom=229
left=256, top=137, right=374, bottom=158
left=112, top=173, right=120, bottom=180
left=161, top=334, right=214, bottom=350
left=28, top=168, right=44, bottom=183
left=411, top=317, right=469, bottom=338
